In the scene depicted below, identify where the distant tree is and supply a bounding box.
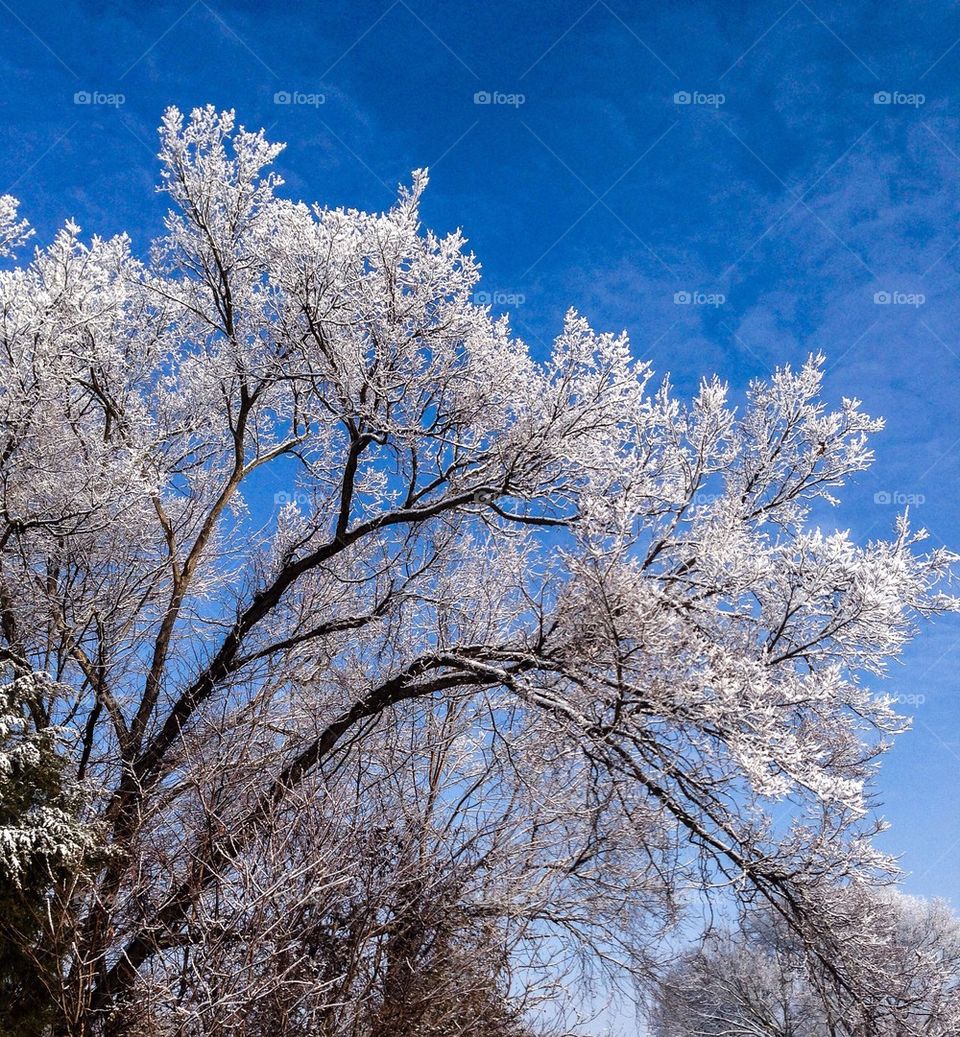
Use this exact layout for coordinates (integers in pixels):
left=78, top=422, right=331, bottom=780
left=0, top=107, right=954, bottom=1034
left=646, top=888, right=960, bottom=1037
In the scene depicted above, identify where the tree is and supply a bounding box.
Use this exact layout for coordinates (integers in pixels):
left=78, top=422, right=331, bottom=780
left=646, top=889, right=960, bottom=1037
left=0, top=105, right=954, bottom=1034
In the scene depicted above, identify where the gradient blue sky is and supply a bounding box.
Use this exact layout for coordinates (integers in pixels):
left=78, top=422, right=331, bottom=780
left=1, top=0, right=958, bottom=902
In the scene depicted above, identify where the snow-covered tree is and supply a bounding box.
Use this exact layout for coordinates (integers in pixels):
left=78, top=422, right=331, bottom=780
left=647, top=888, right=960, bottom=1037
left=0, top=106, right=955, bottom=1035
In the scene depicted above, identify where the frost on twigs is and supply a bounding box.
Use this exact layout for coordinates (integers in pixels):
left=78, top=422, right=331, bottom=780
left=0, top=195, right=32, bottom=258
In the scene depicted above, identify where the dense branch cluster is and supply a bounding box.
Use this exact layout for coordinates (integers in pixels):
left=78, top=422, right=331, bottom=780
left=0, top=106, right=956, bottom=1036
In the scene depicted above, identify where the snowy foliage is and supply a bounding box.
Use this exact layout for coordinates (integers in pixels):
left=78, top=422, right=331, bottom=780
left=0, top=668, right=92, bottom=884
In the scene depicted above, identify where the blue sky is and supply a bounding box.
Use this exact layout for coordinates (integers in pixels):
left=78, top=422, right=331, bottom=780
left=1, top=0, right=959, bottom=901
